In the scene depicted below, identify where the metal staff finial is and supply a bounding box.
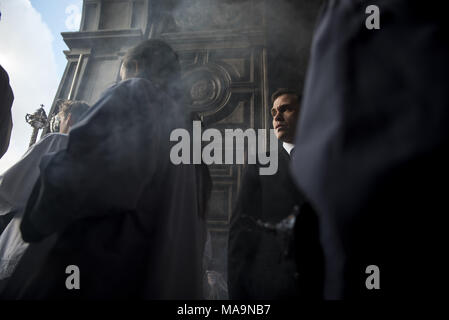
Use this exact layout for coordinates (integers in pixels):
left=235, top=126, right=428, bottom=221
left=25, top=105, right=48, bottom=147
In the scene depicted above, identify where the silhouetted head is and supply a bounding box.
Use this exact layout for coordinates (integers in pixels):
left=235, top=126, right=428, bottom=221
left=271, top=88, right=301, bottom=143
left=120, top=39, right=181, bottom=92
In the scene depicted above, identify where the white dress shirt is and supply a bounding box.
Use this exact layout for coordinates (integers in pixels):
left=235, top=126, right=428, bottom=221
left=282, top=142, right=295, bottom=155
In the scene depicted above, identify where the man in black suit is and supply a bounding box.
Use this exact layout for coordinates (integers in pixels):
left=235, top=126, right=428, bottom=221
left=227, top=89, right=323, bottom=299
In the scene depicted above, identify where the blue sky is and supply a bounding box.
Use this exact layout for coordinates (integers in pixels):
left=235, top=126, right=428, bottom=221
left=30, top=0, right=83, bottom=80
left=0, top=0, right=83, bottom=173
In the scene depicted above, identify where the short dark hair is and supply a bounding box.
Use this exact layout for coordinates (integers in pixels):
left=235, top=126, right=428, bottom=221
left=271, top=88, right=302, bottom=105
left=59, top=100, right=90, bottom=125
left=122, top=39, right=181, bottom=90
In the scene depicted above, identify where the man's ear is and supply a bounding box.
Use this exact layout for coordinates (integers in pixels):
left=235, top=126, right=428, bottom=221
left=126, top=60, right=139, bottom=77
left=132, top=60, right=140, bottom=75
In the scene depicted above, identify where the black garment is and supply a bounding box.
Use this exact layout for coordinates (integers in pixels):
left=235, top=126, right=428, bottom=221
left=3, top=78, right=205, bottom=299
left=228, top=148, right=323, bottom=299
left=0, top=212, right=14, bottom=235
left=0, top=65, right=13, bottom=158
left=291, top=0, right=449, bottom=299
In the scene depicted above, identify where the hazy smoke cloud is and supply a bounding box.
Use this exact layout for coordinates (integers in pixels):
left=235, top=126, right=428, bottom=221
left=65, top=4, right=81, bottom=31
left=0, top=0, right=59, bottom=173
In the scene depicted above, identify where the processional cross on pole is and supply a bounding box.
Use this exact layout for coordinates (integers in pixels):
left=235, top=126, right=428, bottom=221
left=25, top=104, right=48, bottom=148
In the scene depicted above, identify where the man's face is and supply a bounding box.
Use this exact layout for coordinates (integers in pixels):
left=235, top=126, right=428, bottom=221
left=57, top=110, right=71, bottom=134
left=271, top=94, right=300, bottom=143
left=119, top=60, right=138, bottom=81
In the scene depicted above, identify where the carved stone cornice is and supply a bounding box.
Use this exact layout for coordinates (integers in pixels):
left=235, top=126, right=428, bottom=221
left=62, top=29, right=144, bottom=50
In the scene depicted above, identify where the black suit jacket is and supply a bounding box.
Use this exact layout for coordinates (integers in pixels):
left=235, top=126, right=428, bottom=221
left=228, top=147, right=323, bottom=299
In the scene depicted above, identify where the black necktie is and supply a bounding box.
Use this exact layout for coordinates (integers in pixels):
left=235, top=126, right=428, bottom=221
left=290, top=147, right=296, bottom=159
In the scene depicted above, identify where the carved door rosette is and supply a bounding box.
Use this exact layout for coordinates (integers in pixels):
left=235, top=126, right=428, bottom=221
left=182, top=62, right=232, bottom=119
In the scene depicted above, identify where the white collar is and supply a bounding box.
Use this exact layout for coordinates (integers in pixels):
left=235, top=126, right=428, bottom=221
left=282, top=142, right=295, bottom=155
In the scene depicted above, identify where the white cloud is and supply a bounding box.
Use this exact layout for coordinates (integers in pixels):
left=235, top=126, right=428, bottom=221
left=65, top=4, right=81, bottom=31
left=0, top=0, right=59, bottom=174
